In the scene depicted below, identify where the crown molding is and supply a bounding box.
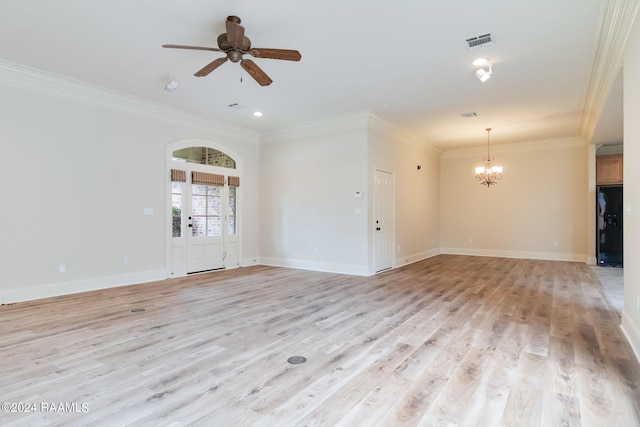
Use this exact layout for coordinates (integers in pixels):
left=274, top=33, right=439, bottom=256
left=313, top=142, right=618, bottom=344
left=259, top=110, right=442, bottom=160
left=579, top=0, right=640, bottom=143
left=368, top=112, right=442, bottom=159
left=441, top=136, right=586, bottom=159
left=259, top=110, right=371, bottom=144
left=596, top=142, right=624, bottom=155
left=0, top=59, right=260, bottom=145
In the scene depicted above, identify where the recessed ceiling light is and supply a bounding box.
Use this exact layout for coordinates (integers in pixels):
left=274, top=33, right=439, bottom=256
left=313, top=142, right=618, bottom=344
left=472, top=58, right=490, bottom=67
left=253, top=111, right=263, bottom=117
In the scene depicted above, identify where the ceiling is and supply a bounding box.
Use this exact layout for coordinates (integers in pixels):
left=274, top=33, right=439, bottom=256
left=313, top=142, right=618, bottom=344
left=0, top=0, right=627, bottom=151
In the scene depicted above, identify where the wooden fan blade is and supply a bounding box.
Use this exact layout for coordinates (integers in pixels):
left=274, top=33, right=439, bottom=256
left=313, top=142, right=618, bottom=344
left=194, top=57, right=228, bottom=77
left=250, top=48, right=302, bottom=61
left=240, top=59, right=273, bottom=86
left=162, top=44, right=222, bottom=52
left=225, top=18, right=245, bottom=48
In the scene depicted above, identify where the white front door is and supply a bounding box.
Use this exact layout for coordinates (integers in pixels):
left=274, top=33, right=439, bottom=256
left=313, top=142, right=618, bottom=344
left=187, top=165, right=225, bottom=273
left=171, top=163, right=239, bottom=275
left=374, top=169, right=394, bottom=272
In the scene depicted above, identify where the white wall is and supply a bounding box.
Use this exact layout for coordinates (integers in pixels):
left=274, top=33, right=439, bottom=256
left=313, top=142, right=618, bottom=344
left=259, top=115, right=369, bottom=275
left=440, top=138, right=589, bottom=261
left=368, top=115, right=441, bottom=269
left=0, top=68, right=260, bottom=303
left=621, top=15, right=640, bottom=359
left=258, top=113, right=441, bottom=276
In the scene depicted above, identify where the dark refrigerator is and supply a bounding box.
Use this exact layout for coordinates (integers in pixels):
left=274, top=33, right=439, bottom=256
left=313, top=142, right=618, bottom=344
left=597, top=185, right=623, bottom=266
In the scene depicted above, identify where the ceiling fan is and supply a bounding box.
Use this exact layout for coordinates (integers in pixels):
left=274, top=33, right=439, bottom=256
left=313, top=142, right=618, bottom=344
left=162, top=15, right=302, bottom=86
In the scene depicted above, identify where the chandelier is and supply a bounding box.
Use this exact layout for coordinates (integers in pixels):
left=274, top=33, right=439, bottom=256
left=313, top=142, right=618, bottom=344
left=475, top=128, right=503, bottom=187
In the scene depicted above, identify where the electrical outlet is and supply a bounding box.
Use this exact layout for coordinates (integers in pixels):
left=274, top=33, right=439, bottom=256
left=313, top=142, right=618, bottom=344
left=123, top=256, right=129, bottom=264
left=468, top=238, right=473, bottom=244
left=58, top=264, right=66, bottom=274
left=553, top=241, right=558, bottom=247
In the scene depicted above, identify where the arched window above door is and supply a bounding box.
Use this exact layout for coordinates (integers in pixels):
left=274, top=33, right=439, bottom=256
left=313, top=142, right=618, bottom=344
left=172, top=146, right=236, bottom=169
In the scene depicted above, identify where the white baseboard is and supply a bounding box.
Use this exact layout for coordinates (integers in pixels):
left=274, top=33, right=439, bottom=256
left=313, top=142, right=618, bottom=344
left=621, top=310, right=640, bottom=363
left=241, top=257, right=260, bottom=267
left=0, top=269, right=166, bottom=304
left=440, top=247, right=588, bottom=263
left=259, top=249, right=441, bottom=277
left=394, top=248, right=440, bottom=268
left=259, top=257, right=369, bottom=276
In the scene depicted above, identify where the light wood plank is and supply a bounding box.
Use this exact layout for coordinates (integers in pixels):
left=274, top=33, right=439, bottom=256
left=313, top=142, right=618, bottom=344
left=1, top=256, right=639, bottom=426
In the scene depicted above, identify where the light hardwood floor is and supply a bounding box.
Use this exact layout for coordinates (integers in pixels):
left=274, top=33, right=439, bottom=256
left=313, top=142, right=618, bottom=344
left=1, top=255, right=639, bottom=426
left=591, top=266, right=624, bottom=314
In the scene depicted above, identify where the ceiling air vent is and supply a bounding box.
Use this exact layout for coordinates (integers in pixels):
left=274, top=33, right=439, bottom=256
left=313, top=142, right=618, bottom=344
left=460, top=112, right=478, bottom=118
left=465, top=33, right=493, bottom=49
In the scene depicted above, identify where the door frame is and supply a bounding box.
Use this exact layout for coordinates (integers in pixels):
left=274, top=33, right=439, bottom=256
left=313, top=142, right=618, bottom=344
left=165, top=138, right=242, bottom=278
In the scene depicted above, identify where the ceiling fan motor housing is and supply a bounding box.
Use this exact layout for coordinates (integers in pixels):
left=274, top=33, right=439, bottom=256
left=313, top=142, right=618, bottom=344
left=217, top=34, right=251, bottom=62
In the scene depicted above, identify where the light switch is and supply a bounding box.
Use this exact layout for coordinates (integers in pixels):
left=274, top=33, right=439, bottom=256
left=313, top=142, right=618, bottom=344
left=144, top=208, right=154, bottom=215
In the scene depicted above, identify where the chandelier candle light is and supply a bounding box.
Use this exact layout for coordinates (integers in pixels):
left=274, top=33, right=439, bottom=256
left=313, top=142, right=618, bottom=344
left=475, top=128, right=503, bottom=187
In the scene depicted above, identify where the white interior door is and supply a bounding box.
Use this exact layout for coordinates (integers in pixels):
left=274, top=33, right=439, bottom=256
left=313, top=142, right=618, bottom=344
left=374, top=169, right=394, bottom=272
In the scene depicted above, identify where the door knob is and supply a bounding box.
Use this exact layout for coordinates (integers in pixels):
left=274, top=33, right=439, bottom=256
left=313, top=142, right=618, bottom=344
left=188, top=224, right=193, bottom=228
left=376, top=227, right=381, bottom=231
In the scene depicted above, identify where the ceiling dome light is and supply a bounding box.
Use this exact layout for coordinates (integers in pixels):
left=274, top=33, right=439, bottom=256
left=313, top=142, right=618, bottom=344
left=253, top=111, right=263, bottom=117
left=164, top=74, right=178, bottom=92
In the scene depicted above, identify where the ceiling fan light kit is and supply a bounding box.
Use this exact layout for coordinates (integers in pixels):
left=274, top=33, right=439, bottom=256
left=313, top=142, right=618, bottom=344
left=162, top=15, right=302, bottom=87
